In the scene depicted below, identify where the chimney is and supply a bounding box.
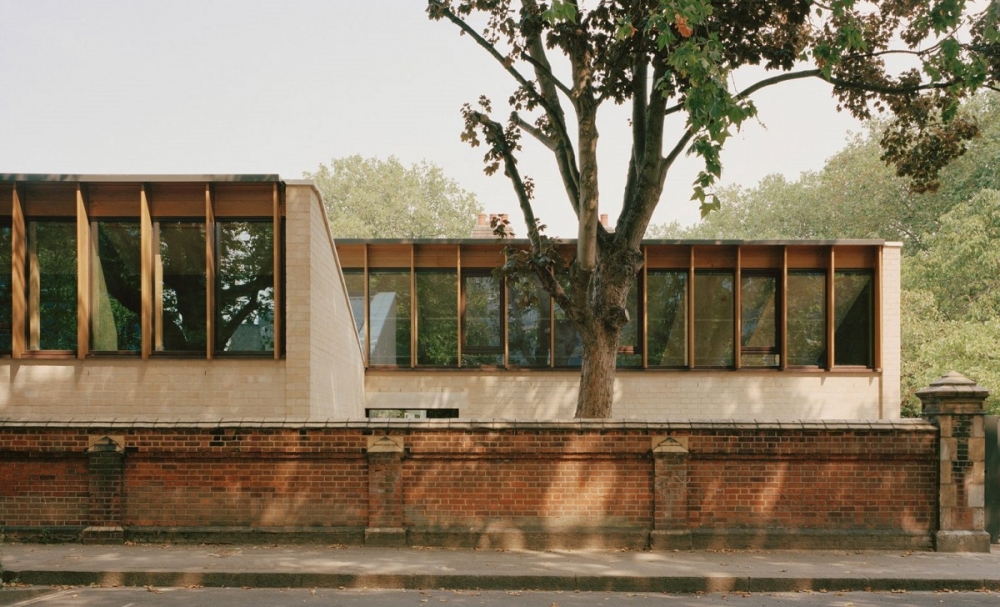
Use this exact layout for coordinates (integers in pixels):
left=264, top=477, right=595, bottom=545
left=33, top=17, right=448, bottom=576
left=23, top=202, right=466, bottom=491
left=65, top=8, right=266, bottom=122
left=600, top=214, right=614, bottom=233
left=471, top=212, right=516, bottom=238
left=471, top=212, right=494, bottom=238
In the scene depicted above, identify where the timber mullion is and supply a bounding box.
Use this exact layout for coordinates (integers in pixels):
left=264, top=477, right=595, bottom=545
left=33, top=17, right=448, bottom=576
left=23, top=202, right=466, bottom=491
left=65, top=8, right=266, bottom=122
left=363, top=244, right=370, bottom=366
left=140, top=185, right=153, bottom=359
left=76, top=184, right=90, bottom=359
left=272, top=183, right=282, bottom=360
left=780, top=246, right=788, bottom=371
left=826, top=246, right=835, bottom=371
left=456, top=245, right=462, bottom=367
left=688, top=246, right=695, bottom=369
left=502, top=248, right=508, bottom=369
left=410, top=244, right=416, bottom=368
left=734, top=247, right=742, bottom=370
left=642, top=245, right=648, bottom=369
left=11, top=184, right=25, bottom=358
left=205, top=184, right=215, bottom=359
left=27, top=222, right=39, bottom=350
left=874, top=246, right=883, bottom=372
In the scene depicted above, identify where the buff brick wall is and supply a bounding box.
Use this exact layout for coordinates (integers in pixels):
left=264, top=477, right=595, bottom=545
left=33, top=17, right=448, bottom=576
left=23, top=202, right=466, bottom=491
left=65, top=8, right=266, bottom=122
left=364, top=244, right=903, bottom=421
left=0, top=183, right=365, bottom=421
left=880, top=243, right=902, bottom=419
left=366, top=370, right=888, bottom=419
left=0, top=420, right=938, bottom=549
left=283, top=182, right=365, bottom=418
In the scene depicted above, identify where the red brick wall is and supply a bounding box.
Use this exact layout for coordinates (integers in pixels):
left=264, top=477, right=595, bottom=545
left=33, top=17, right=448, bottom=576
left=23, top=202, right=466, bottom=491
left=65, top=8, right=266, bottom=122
left=0, top=421, right=940, bottom=549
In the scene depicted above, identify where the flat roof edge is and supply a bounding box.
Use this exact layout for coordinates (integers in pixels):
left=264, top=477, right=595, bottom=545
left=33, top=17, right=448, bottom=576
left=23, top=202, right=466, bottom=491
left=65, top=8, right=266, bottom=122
left=335, top=238, right=890, bottom=246
left=0, top=174, right=281, bottom=183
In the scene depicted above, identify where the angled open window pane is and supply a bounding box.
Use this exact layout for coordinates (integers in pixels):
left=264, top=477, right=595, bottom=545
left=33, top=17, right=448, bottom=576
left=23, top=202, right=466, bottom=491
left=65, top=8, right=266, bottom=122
left=646, top=271, right=687, bottom=367
left=834, top=270, right=874, bottom=367
left=343, top=270, right=365, bottom=341
left=740, top=272, right=779, bottom=367
left=91, top=221, right=141, bottom=352
left=462, top=272, right=502, bottom=367
left=417, top=270, right=457, bottom=366
left=787, top=271, right=826, bottom=366
left=155, top=221, right=206, bottom=352
left=694, top=271, right=734, bottom=367
left=28, top=221, right=77, bottom=351
left=368, top=271, right=411, bottom=366
left=216, top=221, right=274, bottom=353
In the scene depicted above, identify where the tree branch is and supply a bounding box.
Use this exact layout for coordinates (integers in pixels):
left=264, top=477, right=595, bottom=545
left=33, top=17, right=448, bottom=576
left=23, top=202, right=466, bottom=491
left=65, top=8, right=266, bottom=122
left=431, top=0, right=581, bottom=217
left=513, top=113, right=557, bottom=150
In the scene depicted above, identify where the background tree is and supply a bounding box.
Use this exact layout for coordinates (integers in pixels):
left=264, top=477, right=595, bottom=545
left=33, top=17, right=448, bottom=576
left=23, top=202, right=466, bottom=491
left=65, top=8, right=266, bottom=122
left=665, top=93, right=1000, bottom=414
left=429, top=0, right=1000, bottom=417
left=305, top=155, right=484, bottom=238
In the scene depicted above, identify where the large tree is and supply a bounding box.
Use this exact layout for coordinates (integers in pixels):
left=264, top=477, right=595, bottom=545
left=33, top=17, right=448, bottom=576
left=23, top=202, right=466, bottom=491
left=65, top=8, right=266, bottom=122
left=428, top=0, right=1000, bottom=417
left=305, top=155, right=484, bottom=238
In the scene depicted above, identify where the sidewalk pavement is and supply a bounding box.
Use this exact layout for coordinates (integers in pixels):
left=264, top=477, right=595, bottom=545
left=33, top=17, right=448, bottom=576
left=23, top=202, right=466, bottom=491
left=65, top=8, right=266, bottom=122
left=2, top=543, right=1000, bottom=593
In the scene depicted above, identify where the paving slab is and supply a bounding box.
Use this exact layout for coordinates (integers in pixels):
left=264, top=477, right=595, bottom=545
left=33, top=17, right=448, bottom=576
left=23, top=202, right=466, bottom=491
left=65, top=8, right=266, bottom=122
left=2, top=544, right=999, bottom=593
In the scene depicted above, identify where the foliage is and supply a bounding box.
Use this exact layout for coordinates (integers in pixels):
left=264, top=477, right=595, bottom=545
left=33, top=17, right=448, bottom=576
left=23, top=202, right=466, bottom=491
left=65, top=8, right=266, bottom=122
left=665, top=93, right=1000, bottom=247
left=667, top=96, right=1000, bottom=416
left=428, top=0, right=1000, bottom=417
left=306, top=155, right=483, bottom=239
left=902, top=190, right=1000, bottom=413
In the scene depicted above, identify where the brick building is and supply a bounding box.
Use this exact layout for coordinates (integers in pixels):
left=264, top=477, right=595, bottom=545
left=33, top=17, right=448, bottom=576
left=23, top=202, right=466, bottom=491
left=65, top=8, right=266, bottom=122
left=0, top=174, right=900, bottom=420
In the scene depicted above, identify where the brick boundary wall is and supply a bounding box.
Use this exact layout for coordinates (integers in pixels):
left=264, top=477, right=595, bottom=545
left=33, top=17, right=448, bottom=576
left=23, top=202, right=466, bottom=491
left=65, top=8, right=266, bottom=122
left=0, top=420, right=938, bottom=550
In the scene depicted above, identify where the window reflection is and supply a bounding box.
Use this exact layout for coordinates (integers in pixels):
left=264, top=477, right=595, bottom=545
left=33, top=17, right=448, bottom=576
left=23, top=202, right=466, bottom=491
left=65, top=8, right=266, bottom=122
left=647, top=271, right=687, bottom=367
left=461, top=272, right=502, bottom=367
left=368, top=271, right=411, bottom=366
left=740, top=272, right=778, bottom=367
left=694, top=271, right=734, bottom=367
left=507, top=276, right=551, bottom=367
left=834, top=271, right=873, bottom=367
left=617, top=280, right=641, bottom=368
left=787, top=271, right=826, bottom=366
left=216, top=221, right=274, bottom=353
left=417, top=270, right=457, bottom=366
left=155, top=221, right=206, bottom=352
left=28, top=221, right=77, bottom=350
left=91, top=222, right=141, bottom=351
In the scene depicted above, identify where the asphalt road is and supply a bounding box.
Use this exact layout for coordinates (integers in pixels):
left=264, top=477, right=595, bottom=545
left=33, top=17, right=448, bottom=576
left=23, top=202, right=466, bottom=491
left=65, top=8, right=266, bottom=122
left=3, top=588, right=1000, bottom=607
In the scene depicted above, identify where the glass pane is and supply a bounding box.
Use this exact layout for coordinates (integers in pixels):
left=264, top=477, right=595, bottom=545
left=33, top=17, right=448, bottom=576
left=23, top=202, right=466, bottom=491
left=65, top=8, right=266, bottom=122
left=91, top=222, right=141, bottom=351
left=740, top=273, right=778, bottom=367
left=834, top=271, right=873, bottom=367
left=156, top=221, right=206, bottom=352
left=28, top=221, right=77, bottom=350
left=646, top=271, right=687, bottom=367
left=694, top=271, right=734, bottom=367
left=462, top=272, right=502, bottom=367
left=368, top=271, right=411, bottom=366
left=342, top=270, right=365, bottom=338
left=553, top=305, right=582, bottom=367
left=787, top=271, right=826, bottom=366
left=617, top=280, right=641, bottom=368
left=0, top=222, right=11, bottom=352
left=507, top=277, right=551, bottom=367
left=417, top=271, right=457, bottom=366
left=216, top=221, right=274, bottom=353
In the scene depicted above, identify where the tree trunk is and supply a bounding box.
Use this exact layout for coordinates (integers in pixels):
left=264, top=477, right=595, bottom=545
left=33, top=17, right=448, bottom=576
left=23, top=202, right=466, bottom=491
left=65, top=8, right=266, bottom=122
left=575, top=320, right=621, bottom=418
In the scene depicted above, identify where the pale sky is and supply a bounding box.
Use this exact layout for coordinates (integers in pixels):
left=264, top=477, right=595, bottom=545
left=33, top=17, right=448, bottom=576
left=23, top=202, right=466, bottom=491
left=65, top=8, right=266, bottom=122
left=0, top=1, right=864, bottom=237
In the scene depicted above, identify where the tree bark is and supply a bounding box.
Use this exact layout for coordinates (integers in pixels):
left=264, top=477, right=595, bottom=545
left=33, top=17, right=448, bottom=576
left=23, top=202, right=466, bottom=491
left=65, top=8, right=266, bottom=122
left=575, top=318, right=621, bottom=418
left=569, top=243, right=642, bottom=418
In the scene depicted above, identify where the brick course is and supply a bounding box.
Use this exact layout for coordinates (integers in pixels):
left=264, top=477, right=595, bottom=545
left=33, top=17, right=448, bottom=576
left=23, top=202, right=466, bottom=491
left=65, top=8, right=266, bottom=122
left=0, top=420, right=938, bottom=549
